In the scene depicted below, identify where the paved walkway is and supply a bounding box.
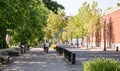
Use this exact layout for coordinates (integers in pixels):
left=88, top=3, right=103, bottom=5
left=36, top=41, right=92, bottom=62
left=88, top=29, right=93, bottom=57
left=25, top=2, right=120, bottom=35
left=1, top=45, right=120, bottom=71
left=1, top=48, right=69, bottom=71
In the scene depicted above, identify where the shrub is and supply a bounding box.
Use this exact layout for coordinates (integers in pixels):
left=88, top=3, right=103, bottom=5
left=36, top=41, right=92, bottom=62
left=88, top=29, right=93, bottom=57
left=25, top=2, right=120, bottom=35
left=83, top=58, right=120, bottom=71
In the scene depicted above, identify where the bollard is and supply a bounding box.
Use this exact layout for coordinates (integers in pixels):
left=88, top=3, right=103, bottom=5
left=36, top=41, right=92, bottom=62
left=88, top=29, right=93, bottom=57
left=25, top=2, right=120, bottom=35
left=116, top=46, right=119, bottom=52
left=72, top=53, right=76, bottom=64
left=64, top=49, right=67, bottom=58
left=21, top=49, right=24, bottom=54
left=68, top=51, right=72, bottom=62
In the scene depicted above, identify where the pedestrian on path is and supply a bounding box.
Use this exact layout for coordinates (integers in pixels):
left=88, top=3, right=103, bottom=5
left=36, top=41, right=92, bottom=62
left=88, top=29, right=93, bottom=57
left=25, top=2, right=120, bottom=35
left=44, top=41, right=49, bottom=53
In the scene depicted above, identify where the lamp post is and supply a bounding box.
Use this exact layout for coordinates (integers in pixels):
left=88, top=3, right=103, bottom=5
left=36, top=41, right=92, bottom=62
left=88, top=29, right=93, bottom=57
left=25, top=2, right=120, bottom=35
left=104, top=19, right=106, bottom=51
left=60, top=29, right=64, bottom=44
left=77, top=34, right=79, bottom=47
left=71, top=32, right=73, bottom=45
left=66, top=32, right=68, bottom=44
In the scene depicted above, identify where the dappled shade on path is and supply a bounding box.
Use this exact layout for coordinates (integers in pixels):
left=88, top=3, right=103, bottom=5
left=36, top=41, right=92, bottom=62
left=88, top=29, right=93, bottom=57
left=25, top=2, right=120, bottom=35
left=2, top=48, right=67, bottom=71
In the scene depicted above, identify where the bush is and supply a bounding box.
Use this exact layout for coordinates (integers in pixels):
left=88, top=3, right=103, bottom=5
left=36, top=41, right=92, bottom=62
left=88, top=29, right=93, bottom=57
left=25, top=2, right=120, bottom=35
left=83, top=58, right=120, bottom=71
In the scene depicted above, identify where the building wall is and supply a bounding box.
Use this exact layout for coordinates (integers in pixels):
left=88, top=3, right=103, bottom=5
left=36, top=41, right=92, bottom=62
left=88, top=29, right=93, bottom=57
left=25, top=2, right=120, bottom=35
left=100, top=8, right=120, bottom=48
left=107, top=10, right=120, bottom=42
left=85, top=7, right=120, bottom=48
left=106, top=9, right=120, bottom=48
left=87, top=7, right=120, bottom=48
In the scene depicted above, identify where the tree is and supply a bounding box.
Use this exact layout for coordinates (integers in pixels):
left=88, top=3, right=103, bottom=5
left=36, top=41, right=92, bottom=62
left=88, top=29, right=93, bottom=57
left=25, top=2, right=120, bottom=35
left=42, top=0, right=64, bottom=14
left=44, top=9, right=66, bottom=42
left=64, top=1, right=102, bottom=47
left=0, top=0, right=20, bottom=48
left=0, top=0, right=49, bottom=48
left=117, top=3, right=120, bottom=7
left=10, top=0, right=49, bottom=46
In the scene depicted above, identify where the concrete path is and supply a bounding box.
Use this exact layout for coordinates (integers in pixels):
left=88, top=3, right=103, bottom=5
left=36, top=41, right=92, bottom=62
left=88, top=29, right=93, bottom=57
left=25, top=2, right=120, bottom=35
left=2, top=45, right=120, bottom=71
left=1, top=48, right=68, bottom=71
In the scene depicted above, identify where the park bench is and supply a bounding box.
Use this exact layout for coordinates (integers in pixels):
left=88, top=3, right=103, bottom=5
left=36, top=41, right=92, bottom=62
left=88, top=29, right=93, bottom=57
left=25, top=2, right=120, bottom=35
left=7, top=49, right=20, bottom=56
left=8, top=45, right=30, bottom=56
left=0, top=49, right=10, bottom=65
left=0, top=45, right=30, bottom=65
left=7, top=47, right=24, bottom=56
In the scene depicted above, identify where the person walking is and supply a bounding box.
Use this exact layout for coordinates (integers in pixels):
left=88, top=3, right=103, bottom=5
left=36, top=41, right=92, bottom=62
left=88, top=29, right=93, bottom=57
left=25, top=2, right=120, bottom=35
left=45, top=41, right=49, bottom=53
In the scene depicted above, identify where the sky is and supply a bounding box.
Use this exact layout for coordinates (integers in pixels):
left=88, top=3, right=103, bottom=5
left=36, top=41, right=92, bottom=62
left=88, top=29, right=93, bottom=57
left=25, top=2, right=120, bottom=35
left=53, top=0, right=120, bottom=16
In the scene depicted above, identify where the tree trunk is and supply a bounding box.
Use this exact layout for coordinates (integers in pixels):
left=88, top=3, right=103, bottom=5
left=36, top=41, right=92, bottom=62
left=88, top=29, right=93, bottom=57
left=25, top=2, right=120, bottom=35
left=87, top=36, right=90, bottom=49
left=91, top=36, right=93, bottom=48
left=0, top=37, right=8, bottom=49
left=0, top=30, right=9, bottom=49
left=81, top=37, right=84, bottom=47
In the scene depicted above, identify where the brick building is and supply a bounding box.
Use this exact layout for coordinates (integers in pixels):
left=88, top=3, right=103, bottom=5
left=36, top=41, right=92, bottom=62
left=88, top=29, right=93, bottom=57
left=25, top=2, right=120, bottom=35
left=105, top=7, right=120, bottom=48
left=87, top=7, right=120, bottom=48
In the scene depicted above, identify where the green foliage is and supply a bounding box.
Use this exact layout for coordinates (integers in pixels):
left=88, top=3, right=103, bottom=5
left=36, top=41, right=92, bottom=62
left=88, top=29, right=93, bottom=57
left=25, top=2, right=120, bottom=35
left=83, top=58, right=120, bottom=71
left=0, top=0, right=49, bottom=48
left=10, top=0, right=49, bottom=46
left=63, top=16, right=74, bottom=40
left=44, top=9, right=66, bottom=40
left=42, top=0, right=64, bottom=14
left=67, top=1, right=102, bottom=39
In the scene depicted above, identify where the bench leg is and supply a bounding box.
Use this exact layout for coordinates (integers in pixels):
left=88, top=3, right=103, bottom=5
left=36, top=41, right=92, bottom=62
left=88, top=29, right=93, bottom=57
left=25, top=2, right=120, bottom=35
left=1, top=58, right=5, bottom=65
left=8, top=57, right=10, bottom=62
